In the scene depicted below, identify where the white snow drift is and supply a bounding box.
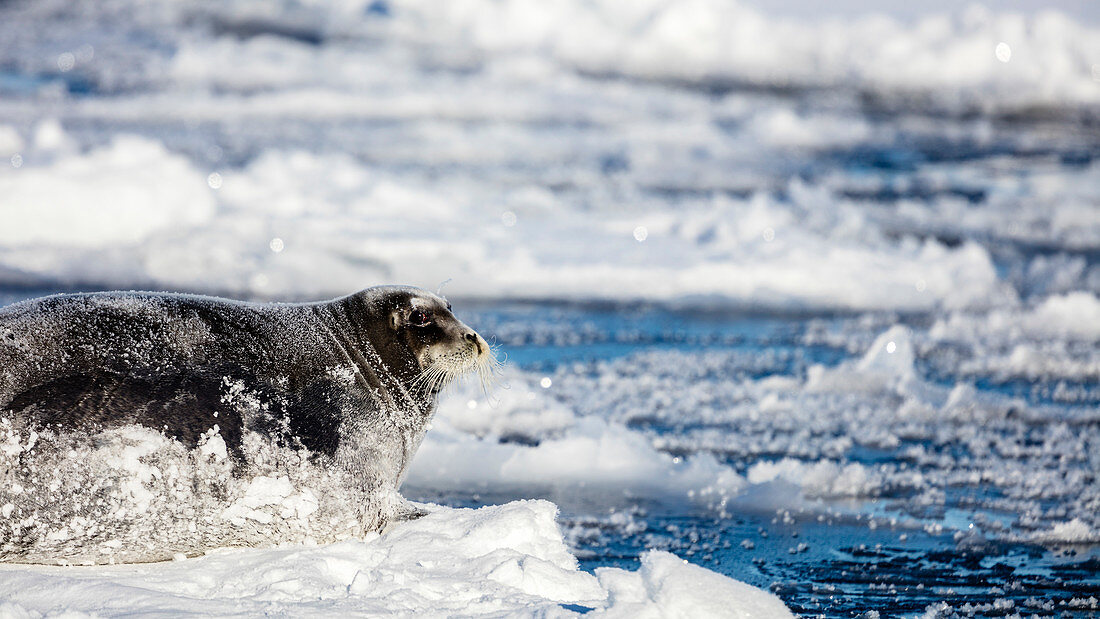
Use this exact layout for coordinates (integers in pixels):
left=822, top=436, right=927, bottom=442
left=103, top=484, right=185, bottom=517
left=0, top=500, right=792, bottom=617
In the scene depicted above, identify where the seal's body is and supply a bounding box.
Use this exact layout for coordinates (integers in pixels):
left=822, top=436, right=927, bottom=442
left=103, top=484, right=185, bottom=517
left=0, top=286, right=492, bottom=564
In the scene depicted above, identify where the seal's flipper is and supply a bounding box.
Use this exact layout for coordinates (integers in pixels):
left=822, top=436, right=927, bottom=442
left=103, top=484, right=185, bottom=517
left=391, top=499, right=430, bottom=522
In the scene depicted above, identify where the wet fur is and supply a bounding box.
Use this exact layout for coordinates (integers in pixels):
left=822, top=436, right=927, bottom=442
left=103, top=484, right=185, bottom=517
left=0, top=286, right=492, bottom=562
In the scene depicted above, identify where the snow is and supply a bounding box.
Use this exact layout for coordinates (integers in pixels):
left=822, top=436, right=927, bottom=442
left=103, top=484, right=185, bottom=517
left=805, top=325, right=918, bottom=393
left=0, top=500, right=792, bottom=617
left=410, top=416, right=746, bottom=508
left=157, top=0, right=1100, bottom=106
left=746, top=459, right=882, bottom=498
left=0, top=0, right=1097, bottom=612
left=522, top=317, right=1098, bottom=540
left=1, top=2, right=1096, bottom=311
left=932, top=292, right=1100, bottom=343
left=596, top=550, right=792, bottom=619
left=405, top=368, right=747, bottom=511
left=1033, top=519, right=1100, bottom=544
left=221, top=476, right=320, bottom=527
left=0, top=126, right=23, bottom=158
left=928, top=293, right=1100, bottom=381
left=0, top=130, right=1016, bottom=311
left=0, top=135, right=214, bottom=249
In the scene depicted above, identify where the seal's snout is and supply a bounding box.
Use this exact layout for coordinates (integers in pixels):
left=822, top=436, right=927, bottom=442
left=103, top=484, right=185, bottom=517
left=401, top=289, right=499, bottom=395
left=464, top=331, right=485, bottom=357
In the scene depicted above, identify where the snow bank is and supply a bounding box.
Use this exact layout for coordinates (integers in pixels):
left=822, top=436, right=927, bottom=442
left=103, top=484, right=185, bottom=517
left=0, top=132, right=1011, bottom=312
left=5, top=0, right=1100, bottom=108
left=1032, top=518, right=1100, bottom=544
left=807, top=325, right=919, bottom=393
left=1030, top=293, right=1100, bottom=341
left=409, top=416, right=745, bottom=507
left=746, top=459, right=883, bottom=498
left=392, top=1, right=1100, bottom=106
left=136, top=0, right=1100, bottom=109
left=0, top=500, right=792, bottom=617
left=932, top=292, right=1100, bottom=343
left=0, top=126, right=23, bottom=158
left=1, top=1, right=1094, bottom=313
left=408, top=369, right=746, bottom=509
left=596, top=550, right=792, bottom=619
left=0, top=135, right=214, bottom=249
left=929, top=293, right=1100, bottom=380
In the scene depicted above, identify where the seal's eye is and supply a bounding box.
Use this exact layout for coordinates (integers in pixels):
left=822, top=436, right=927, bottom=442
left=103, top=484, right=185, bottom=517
left=409, top=310, right=431, bottom=327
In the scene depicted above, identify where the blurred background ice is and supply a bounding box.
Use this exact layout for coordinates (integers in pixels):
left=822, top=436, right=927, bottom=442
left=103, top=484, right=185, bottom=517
left=0, top=0, right=1098, bottom=615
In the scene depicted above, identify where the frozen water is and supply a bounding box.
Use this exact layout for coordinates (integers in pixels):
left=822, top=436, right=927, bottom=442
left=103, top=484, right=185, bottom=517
left=0, top=500, right=792, bottom=617
left=0, top=0, right=1098, bottom=615
left=1, top=1, right=1098, bottom=309
left=410, top=304, right=1099, bottom=615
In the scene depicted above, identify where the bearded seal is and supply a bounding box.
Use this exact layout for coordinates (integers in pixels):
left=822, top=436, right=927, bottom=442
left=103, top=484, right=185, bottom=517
left=0, top=286, right=495, bottom=564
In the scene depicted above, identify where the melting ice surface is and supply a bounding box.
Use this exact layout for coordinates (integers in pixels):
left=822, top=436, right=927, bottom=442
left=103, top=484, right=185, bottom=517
left=0, top=0, right=1099, bottom=615
left=406, top=304, right=1100, bottom=616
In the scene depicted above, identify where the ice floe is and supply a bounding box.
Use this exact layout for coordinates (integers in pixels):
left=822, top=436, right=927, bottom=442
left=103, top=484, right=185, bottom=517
left=0, top=500, right=792, bottom=617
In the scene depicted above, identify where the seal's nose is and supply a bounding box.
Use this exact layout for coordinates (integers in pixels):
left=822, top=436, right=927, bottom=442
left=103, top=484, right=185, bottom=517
left=464, top=331, right=483, bottom=356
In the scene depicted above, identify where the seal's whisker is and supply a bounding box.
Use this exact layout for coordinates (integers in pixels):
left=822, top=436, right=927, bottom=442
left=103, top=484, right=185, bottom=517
left=411, top=365, right=448, bottom=394
left=472, top=349, right=503, bottom=405
left=431, top=367, right=450, bottom=392
left=415, top=361, right=461, bottom=395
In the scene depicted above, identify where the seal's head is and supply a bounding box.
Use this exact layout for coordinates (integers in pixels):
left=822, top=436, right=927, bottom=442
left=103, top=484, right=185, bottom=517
left=355, top=286, right=495, bottom=394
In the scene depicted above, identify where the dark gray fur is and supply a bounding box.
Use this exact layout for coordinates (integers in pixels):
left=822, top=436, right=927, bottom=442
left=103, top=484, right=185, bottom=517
left=0, top=285, right=479, bottom=488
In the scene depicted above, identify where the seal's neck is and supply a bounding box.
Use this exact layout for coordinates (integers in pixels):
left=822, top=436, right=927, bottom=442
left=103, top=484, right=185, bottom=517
left=316, top=301, right=431, bottom=426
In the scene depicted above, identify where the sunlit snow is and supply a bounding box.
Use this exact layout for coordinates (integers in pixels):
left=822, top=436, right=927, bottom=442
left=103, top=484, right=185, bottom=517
left=0, top=0, right=1098, bottom=615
